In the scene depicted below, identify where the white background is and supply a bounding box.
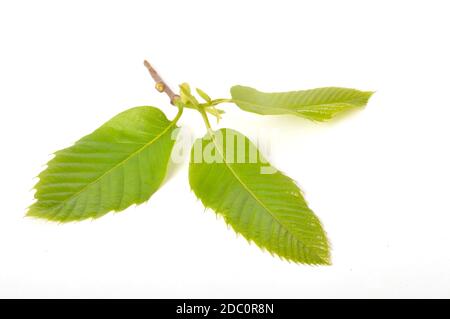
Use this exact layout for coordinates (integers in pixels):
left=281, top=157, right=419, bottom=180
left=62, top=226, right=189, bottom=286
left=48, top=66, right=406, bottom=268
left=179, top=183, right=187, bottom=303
left=1, top=0, right=449, bottom=298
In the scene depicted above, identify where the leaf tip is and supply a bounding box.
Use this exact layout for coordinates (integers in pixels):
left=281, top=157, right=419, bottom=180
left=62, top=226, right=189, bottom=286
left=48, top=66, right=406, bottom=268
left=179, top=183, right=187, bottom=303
left=361, top=90, right=375, bottom=104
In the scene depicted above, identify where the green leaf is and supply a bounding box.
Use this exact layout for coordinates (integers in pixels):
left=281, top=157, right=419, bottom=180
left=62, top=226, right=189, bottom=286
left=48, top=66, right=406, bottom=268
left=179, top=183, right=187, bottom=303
left=195, top=88, right=212, bottom=103
left=28, top=106, right=179, bottom=222
left=230, top=85, right=373, bottom=121
left=189, top=128, right=330, bottom=265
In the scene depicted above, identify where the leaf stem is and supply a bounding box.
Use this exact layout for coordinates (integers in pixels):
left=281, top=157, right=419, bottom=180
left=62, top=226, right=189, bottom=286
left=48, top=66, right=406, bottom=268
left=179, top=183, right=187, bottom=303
left=144, top=60, right=180, bottom=105
left=173, top=101, right=184, bottom=122
left=198, top=98, right=233, bottom=109
left=199, top=108, right=212, bottom=131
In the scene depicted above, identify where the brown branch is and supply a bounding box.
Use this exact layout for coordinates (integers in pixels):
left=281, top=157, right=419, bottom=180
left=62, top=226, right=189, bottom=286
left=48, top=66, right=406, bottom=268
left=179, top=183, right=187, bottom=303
left=143, top=60, right=180, bottom=105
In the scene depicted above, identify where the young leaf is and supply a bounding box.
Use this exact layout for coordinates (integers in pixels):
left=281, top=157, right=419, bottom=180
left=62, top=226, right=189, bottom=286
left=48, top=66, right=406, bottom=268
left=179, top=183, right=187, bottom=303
left=28, top=106, right=179, bottom=222
left=195, top=88, right=212, bottom=103
left=189, top=128, right=330, bottom=265
left=230, top=85, right=373, bottom=121
left=180, top=82, right=199, bottom=107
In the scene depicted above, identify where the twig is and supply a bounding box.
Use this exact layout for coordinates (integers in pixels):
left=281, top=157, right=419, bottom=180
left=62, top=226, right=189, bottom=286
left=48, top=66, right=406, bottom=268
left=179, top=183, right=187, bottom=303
left=143, top=60, right=180, bottom=105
